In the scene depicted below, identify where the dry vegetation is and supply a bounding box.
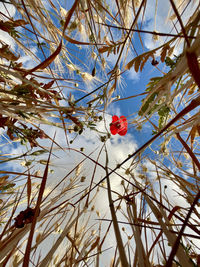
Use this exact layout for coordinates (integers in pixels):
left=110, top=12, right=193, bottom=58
left=0, top=0, right=200, bottom=266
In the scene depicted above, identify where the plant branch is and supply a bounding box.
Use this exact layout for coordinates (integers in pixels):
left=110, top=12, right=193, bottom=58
left=105, top=145, right=129, bottom=267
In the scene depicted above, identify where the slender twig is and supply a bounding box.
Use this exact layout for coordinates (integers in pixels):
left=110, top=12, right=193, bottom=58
left=105, top=145, right=129, bottom=267
left=176, top=132, right=200, bottom=172
left=165, top=190, right=200, bottom=267
left=22, top=135, right=55, bottom=267
left=169, top=0, right=190, bottom=47
left=98, top=23, right=196, bottom=39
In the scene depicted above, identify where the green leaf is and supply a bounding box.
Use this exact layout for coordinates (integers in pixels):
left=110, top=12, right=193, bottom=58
left=158, top=105, right=170, bottom=128
left=30, top=150, right=48, bottom=156
left=138, top=92, right=158, bottom=116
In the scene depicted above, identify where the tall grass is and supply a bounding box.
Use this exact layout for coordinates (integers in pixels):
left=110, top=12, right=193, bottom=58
left=0, top=0, right=200, bottom=266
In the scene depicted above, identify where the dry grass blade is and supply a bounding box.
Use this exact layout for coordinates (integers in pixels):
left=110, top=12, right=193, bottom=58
left=144, top=193, right=194, bottom=267
left=176, top=132, right=200, bottom=172
left=26, top=41, right=63, bottom=75
left=27, top=173, right=32, bottom=207
left=169, top=0, right=190, bottom=47
left=22, top=135, right=55, bottom=267
left=62, top=0, right=79, bottom=35
left=148, top=206, right=181, bottom=257
left=105, top=146, right=129, bottom=267
left=39, top=203, right=91, bottom=267
left=165, top=190, right=200, bottom=267
left=127, top=202, right=151, bottom=267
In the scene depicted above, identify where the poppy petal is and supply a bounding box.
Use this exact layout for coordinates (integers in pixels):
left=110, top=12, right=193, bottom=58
left=118, top=128, right=127, bottom=136
left=120, top=116, right=127, bottom=126
left=112, top=115, right=119, bottom=122
left=110, top=115, right=128, bottom=136
left=110, top=124, right=118, bottom=135
left=118, top=116, right=128, bottom=136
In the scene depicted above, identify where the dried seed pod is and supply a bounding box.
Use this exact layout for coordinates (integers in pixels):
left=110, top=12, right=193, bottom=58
left=151, top=59, right=159, bottom=66
left=92, top=67, right=96, bottom=77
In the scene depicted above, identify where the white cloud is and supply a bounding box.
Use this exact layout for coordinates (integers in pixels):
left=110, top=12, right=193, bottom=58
left=0, top=2, right=16, bottom=49
left=142, top=0, right=199, bottom=54
left=0, top=30, right=15, bottom=49
left=0, top=2, right=16, bottom=18
left=19, top=46, right=39, bottom=68
left=126, top=68, right=140, bottom=82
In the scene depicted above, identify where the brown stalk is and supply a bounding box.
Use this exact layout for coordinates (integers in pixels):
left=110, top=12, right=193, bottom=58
left=165, top=190, right=200, bottom=267
left=0, top=185, right=26, bottom=242
left=22, top=135, right=54, bottom=267
left=127, top=201, right=151, bottom=267
left=187, top=50, right=200, bottom=88
left=85, top=144, right=105, bottom=207
left=169, top=0, right=190, bottom=47
left=176, top=132, right=200, bottom=172
left=147, top=206, right=181, bottom=257
left=97, top=219, right=200, bottom=238
left=98, top=23, right=196, bottom=39
left=105, top=145, right=129, bottom=267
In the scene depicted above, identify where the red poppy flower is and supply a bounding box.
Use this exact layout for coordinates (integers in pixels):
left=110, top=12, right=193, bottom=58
left=110, top=115, right=128, bottom=136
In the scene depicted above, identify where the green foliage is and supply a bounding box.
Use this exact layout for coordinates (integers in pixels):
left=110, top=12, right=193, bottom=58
left=138, top=92, right=158, bottom=116
left=158, top=105, right=170, bottom=129
left=138, top=77, right=162, bottom=116
left=165, top=55, right=181, bottom=69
